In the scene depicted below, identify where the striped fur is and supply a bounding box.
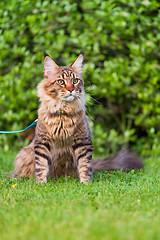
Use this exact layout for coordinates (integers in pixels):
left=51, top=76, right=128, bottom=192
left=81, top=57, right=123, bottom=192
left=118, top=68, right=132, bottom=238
left=12, top=54, right=143, bottom=184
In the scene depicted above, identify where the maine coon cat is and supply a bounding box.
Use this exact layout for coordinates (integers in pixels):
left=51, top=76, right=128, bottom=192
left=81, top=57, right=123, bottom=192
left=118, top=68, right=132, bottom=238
left=11, top=54, right=143, bottom=184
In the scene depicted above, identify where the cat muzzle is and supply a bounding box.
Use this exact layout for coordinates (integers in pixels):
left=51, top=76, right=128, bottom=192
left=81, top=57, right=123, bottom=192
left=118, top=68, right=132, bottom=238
left=63, top=94, right=75, bottom=102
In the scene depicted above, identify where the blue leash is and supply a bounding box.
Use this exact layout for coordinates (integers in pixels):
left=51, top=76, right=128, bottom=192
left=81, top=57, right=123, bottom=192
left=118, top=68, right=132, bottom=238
left=0, top=119, right=38, bottom=134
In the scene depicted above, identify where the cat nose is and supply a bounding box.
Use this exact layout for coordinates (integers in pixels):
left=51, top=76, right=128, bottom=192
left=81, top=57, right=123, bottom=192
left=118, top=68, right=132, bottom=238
left=67, top=86, right=74, bottom=92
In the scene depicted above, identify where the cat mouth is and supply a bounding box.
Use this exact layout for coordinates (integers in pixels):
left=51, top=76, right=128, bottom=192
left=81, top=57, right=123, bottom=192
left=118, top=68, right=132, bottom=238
left=63, top=95, right=75, bottom=102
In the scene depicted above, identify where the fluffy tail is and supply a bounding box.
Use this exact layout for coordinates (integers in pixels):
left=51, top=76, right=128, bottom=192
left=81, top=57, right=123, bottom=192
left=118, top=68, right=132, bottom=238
left=7, top=141, right=35, bottom=179
left=93, top=148, right=144, bottom=172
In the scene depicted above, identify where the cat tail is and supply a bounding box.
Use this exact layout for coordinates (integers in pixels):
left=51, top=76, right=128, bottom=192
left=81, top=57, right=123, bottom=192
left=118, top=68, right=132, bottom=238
left=7, top=141, right=35, bottom=179
left=92, top=147, right=144, bottom=172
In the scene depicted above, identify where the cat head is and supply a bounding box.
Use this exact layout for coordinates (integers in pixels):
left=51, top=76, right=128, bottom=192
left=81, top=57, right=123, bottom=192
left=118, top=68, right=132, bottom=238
left=38, top=54, right=85, bottom=113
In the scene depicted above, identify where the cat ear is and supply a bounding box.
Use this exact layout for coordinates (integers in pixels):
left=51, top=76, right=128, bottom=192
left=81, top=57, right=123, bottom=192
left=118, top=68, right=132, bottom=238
left=71, top=54, right=83, bottom=74
left=44, top=56, right=59, bottom=76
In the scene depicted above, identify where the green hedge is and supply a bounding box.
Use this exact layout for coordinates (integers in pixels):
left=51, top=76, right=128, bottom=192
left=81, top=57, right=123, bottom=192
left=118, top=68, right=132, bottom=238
left=0, top=0, right=160, bottom=155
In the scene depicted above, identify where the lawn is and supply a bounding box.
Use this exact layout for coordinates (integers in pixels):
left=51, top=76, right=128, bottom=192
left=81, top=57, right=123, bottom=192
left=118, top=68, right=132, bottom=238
left=0, top=150, right=160, bottom=240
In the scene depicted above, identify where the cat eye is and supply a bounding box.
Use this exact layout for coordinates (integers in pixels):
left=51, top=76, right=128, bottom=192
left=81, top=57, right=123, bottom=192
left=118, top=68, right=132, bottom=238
left=57, top=79, right=65, bottom=85
left=73, top=78, right=79, bottom=84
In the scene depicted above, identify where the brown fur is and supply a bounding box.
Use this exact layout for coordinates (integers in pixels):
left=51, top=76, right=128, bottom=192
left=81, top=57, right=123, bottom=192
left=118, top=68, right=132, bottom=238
left=93, top=147, right=143, bottom=172
left=10, top=54, right=143, bottom=183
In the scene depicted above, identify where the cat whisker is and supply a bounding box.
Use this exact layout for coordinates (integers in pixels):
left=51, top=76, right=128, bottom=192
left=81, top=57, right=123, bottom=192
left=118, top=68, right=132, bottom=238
left=77, top=96, right=94, bottom=122
left=58, top=99, right=63, bottom=117
left=84, top=91, right=101, bottom=105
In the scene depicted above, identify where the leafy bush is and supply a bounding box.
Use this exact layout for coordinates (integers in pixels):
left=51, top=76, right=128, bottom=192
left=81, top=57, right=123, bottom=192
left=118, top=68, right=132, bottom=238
left=0, top=0, right=160, bottom=156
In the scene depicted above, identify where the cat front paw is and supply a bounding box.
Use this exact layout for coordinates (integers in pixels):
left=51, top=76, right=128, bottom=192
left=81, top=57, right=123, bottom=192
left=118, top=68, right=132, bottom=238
left=80, top=177, right=92, bottom=185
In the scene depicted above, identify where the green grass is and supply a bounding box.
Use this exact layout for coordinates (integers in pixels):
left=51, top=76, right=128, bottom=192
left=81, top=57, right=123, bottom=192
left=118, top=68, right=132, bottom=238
left=0, top=150, right=160, bottom=240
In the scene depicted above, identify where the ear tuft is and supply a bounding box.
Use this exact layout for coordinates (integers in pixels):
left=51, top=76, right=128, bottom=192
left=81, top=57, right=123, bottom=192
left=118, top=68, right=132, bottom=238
left=44, top=56, right=59, bottom=77
left=44, top=52, right=49, bottom=58
left=71, top=54, right=83, bottom=74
